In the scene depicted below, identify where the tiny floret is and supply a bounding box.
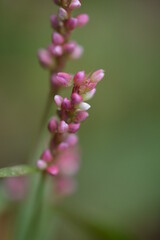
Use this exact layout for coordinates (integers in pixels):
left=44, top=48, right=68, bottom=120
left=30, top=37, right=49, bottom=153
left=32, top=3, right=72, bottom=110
left=91, top=69, right=105, bottom=82
left=79, top=102, right=91, bottom=111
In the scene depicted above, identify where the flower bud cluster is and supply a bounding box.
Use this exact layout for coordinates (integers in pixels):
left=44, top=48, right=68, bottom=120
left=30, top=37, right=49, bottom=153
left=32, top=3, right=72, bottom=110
left=38, top=0, right=89, bottom=89
left=37, top=69, right=104, bottom=195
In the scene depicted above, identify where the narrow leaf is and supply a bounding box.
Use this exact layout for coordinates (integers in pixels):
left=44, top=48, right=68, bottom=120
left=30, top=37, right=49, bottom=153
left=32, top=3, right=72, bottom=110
left=0, top=165, right=39, bottom=178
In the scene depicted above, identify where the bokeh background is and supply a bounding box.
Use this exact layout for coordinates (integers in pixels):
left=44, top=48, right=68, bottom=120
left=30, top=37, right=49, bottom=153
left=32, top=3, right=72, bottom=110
left=0, top=0, right=160, bottom=239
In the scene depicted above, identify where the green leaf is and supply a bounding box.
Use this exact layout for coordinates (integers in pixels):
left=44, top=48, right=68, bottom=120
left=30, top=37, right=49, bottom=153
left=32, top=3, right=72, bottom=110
left=0, top=165, right=39, bottom=178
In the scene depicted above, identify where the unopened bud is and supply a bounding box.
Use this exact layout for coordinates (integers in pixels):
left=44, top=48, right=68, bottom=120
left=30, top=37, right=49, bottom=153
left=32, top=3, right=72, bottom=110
left=52, top=32, right=64, bottom=45
left=41, top=149, right=53, bottom=162
left=48, top=117, right=58, bottom=133
left=69, top=0, right=81, bottom=10
left=54, top=95, right=63, bottom=107
left=69, top=123, right=80, bottom=133
left=58, top=120, right=69, bottom=133
left=37, top=160, right=47, bottom=170
left=71, top=93, right=83, bottom=105
left=74, top=111, right=89, bottom=122
left=73, top=71, right=85, bottom=85
left=82, top=88, right=96, bottom=101
left=70, top=44, right=83, bottom=59
left=66, top=134, right=78, bottom=146
left=78, top=102, right=91, bottom=111
left=91, top=69, right=104, bottom=82
left=47, top=165, right=59, bottom=176
left=66, top=18, right=78, bottom=30
left=38, top=49, right=53, bottom=68
left=77, top=14, right=89, bottom=27
left=58, top=7, right=68, bottom=20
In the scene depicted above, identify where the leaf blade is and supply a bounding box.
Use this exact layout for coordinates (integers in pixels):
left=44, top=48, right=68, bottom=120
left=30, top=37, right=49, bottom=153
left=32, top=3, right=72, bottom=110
left=0, top=165, right=39, bottom=178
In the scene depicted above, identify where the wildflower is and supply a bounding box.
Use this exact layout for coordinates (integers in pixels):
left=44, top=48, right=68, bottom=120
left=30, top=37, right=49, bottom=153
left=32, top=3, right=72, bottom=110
left=37, top=0, right=104, bottom=197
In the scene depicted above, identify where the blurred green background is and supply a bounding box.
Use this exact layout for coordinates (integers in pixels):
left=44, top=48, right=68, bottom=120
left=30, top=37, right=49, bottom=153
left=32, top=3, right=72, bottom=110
left=0, top=0, right=160, bottom=239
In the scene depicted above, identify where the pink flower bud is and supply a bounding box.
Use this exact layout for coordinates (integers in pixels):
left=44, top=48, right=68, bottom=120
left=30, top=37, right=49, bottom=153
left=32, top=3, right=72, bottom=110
left=61, top=98, right=71, bottom=110
left=74, top=111, right=89, bottom=122
left=91, top=69, right=104, bottom=82
left=77, top=14, right=89, bottom=27
left=51, top=72, right=71, bottom=87
left=74, top=71, right=85, bottom=85
left=50, top=15, right=59, bottom=29
left=52, top=32, right=64, bottom=45
left=41, top=149, right=53, bottom=162
left=58, top=7, right=68, bottom=20
left=51, top=45, right=63, bottom=56
left=69, top=0, right=81, bottom=10
left=47, top=165, right=59, bottom=176
left=71, top=93, right=83, bottom=105
left=69, top=123, right=80, bottom=133
left=37, top=160, right=47, bottom=170
left=78, top=102, right=91, bottom=111
left=66, top=18, right=78, bottom=30
left=66, top=134, right=78, bottom=146
left=70, top=44, right=83, bottom=59
left=58, top=120, right=69, bottom=133
left=57, top=142, right=69, bottom=151
left=82, top=88, right=96, bottom=101
left=48, top=117, right=58, bottom=133
left=38, top=49, right=53, bottom=68
left=58, top=72, right=73, bottom=82
left=54, top=95, right=63, bottom=107
left=63, top=41, right=76, bottom=53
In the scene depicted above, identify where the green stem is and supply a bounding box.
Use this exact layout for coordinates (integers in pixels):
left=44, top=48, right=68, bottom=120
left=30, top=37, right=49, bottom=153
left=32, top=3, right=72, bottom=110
left=15, top=173, right=46, bottom=240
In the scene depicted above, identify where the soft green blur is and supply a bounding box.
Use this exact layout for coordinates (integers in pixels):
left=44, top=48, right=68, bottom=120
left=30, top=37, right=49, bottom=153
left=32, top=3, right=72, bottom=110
left=0, top=0, right=160, bottom=239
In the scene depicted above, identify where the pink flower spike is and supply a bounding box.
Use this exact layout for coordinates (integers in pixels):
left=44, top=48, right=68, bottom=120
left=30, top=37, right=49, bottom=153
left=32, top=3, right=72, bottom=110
left=52, top=32, right=64, bottom=45
left=47, top=165, right=59, bottom=176
left=48, top=117, right=58, bottom=133
left=50, top=15, right=59, bottom=29
left=57, top=142, right=69, bottom=151
left=38, top=49, right=53, bottom=68
left=77, top=14, right=89, bottom=27
left=58, top=120, right=69, bottom=133
left=54, top=95, right=63, bottom=107
left=71, top=93, right=83, bottom=105
left=41, top=149, right=53, bottom=162
left=66, top=18, right=78, bottom=30
left=91, top=69, right=105, bottom=82
left=69, top=0, right=81, bottom=10
left=74, top=111, right=89, bottom=123
left=37, top=160, right=47, bottom=170
left=74, top=71, right=85, bottom=85
left=58, top=7, right=68, bottom=20
left=70, top=44, right=83, bottom=59
left=66, top=134, right=78, bottom=146
left=78, top=102, right=91, bottom=111
left=82, top=88, right=96, bottom=101
left=69, top=123, right=80, bottom=133
left=51, top=45, right=63, bottom=57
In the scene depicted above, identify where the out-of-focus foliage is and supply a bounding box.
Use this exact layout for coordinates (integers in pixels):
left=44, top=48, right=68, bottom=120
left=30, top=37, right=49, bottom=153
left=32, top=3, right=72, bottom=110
left=0, top=0, right=160, bottom=239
